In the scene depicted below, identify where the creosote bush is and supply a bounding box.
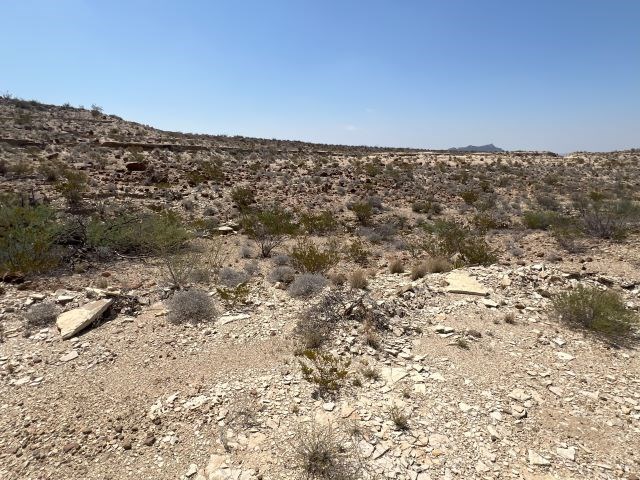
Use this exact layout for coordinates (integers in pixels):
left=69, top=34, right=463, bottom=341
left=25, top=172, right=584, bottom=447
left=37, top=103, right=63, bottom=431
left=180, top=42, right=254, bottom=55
left=87, top=211, right=189, bottom=256
left=421, top=220, right=496, bottom=266
left=241, top=207, right=298, bottom=257
left=166, top=289, right=218, bottom=324
left=290, top=238, right=340, bottom=273
left=0, top=197, right=62, bottom=276
left=300, top=210, right=338, bottom=234
left=552, top=285, right=636, bottom=338
left=349, top=201, right=373, bottom=225
left=299, top=349, right=350, bottom=396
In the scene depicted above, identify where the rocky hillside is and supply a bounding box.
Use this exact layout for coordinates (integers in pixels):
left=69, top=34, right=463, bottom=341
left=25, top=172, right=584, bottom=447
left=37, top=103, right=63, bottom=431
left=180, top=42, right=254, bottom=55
left=1, top=97, right=639, bottom=480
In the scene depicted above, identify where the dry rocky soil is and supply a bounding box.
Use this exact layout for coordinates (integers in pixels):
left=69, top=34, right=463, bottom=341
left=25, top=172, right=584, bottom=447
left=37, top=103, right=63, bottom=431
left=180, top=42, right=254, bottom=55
left=1, top=98, right=639, bottom=479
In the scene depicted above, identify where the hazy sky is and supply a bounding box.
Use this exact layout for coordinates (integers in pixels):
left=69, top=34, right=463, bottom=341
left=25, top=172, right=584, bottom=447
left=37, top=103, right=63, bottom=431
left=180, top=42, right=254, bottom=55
left=2, top=0, right=639, bottom=152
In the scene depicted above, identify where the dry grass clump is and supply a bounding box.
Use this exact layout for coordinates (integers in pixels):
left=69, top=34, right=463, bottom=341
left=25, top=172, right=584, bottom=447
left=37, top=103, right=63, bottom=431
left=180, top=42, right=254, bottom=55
left=293, top=423, right=360, bottom=480
left=348, top=269, right=368, bottom=290
left=410, top=256, right=452, bottom=279
left=388, top=257, right=404, bottom=274
left=166, top=289, right=218, bottom=324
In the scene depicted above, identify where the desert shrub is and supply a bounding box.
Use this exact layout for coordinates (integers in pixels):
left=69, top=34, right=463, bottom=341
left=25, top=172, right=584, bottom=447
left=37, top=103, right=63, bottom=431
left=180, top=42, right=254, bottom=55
left=288, top=273, right=328, bottom=298
left=472, top=212, right=509, bottom=232
left=293, top=423, right=360, bottom=480
left=241, top=207, right=298, bottom=257
left=574, top=195, right=640, bottom=240
left=412, top=199, right=442, bottom=215
left=421, top=220, right=496, bottom=266
left=299, top=349, right=350, bottom=396
left=166, top=289, right=217, bottom=324
left=388, top=258, right=404, bottom=274
left=300, top=210, right=338, bottom=234
left=243, top=261, right=260, bottom=276
left=460, top=189, right=479, bottom=205
left=230, top=186, right=255, bottom=212
left=552, top=286, right=636, bottom=337
left=87, top=211, right=189, bottom=256
left=290, top=238, right=340, bottom=273
left=551, top=223, right=585, bottom=253
left=38, top=161, right=63, bottom=182
left=295, top=290, right=348, bottom=349
left=522, top=210, right=561, bottom=230
left=343, top=239, right=370, bottom=266
left=534, top=193, right=560, bottom=211
left=216, top=283, right=250, bottom=307
left=272, top=254, right=291, bottom=266
left=269, top=265, right=295, bottom=284
left=349, top=201, right=373, bottom=225
left=24, top=302, right=58, bottom=330
left=361, top=365, right=380, bottom=381
left=348, top=269, right=368, bottom=290
left=0, top=198, right=62, bottom=276
left=55, top=170, right=87, bottom=210
left=217, top=267, right=249, bottom=288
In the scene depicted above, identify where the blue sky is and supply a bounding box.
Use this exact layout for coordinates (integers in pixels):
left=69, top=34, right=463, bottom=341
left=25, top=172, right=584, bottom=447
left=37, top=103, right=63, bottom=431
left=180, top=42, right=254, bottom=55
left=2, top=0, right=639, bottom=152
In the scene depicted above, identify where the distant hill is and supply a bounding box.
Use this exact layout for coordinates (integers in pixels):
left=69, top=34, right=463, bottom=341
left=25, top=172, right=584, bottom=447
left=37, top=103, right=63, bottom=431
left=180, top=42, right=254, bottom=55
left=448, top=143, right=505, bottom=153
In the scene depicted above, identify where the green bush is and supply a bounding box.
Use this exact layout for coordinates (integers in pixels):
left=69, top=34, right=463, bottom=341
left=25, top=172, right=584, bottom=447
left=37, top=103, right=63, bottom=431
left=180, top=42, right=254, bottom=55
left=522, top=210, right=561, bottom=230
left=299, top=210, right=338, bottom=234
left=411, top=199, right=442, bottom=215
left=460, top=189, right=479, bottom=205
left=553, top=285, right=637, bottom=337
left=349, top=201, right=373, bottom=225
left=87, top=211, right=189, bottom=255
left=290, top=238, right=340, bottom=273
left=0, top=198, right=62, bottom=276
left=231, top=186, right=255, bottom=212
left=343, top=238, right=370, bottom=266
left=55, top=170, right=87, bottom=210
left=241, top=207, right=298, bottom=257
left=422, top=220, right=496, bottom=266
left=299, top=349, right=350, bottom=396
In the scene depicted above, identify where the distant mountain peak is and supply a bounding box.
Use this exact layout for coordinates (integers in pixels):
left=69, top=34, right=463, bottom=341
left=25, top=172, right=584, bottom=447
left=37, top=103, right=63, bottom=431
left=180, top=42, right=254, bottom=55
left=448, top=143, right=504, bottom=153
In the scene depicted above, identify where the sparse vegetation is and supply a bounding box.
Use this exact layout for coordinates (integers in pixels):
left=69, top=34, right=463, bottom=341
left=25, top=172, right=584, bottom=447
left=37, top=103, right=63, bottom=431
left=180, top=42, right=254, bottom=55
left=290, top=238, right=340, bottom=273
left=24, top=302, right=58, bottom=331
left=242, top=207, right=298, bottom=257
left=293, top=423, right=360, bottom=480
left=299, top=349, right=350, bottom=396
left=166, top=289, right=218, bottom=324
left=0, top=197, right=62, bottom=276
left=348, top=269, right=368, bottom=290
left=552, top=285, right=637, bottom=338
left=288, top=273, right=328, bottom=298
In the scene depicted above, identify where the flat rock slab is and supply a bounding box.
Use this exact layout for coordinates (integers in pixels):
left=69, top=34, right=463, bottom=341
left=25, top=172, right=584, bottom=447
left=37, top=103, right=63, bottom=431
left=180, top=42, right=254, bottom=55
left=445, top=271, right=489, bottom=296
left=56, top=299, right=113, bottom=339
